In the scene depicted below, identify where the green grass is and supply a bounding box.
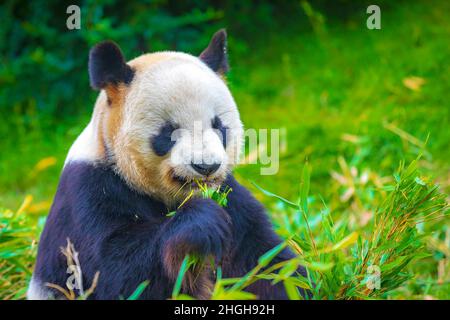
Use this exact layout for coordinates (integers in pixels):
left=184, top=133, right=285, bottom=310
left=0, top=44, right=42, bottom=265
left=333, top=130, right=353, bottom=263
left=0, top=0, right=449, bottom=299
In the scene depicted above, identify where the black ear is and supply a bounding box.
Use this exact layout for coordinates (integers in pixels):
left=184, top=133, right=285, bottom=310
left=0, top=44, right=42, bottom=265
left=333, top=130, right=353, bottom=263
left=88, top=41, right=134, bottom=90
left=199, top=29, right=229, bottom=74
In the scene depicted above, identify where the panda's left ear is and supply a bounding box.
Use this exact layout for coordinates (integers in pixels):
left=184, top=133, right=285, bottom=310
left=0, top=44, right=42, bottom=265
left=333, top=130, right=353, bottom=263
left=199, top=29, right=229, bottom=74
left=88, top=41, right=134, bottom=90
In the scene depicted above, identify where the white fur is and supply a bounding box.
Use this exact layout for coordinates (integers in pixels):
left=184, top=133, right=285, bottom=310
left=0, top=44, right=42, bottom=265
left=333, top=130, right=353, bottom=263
left=64, top=120, right=98, bottom=165
left=169, top=127, right=229, bottom=177
left=27, top=277, right=51, bottom=300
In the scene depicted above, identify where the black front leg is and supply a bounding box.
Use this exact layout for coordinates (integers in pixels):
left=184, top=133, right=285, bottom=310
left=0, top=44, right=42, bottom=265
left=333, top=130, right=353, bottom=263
left=159, top=197, right=232, bottom=298
left=222, top=175, right=309, bottom=299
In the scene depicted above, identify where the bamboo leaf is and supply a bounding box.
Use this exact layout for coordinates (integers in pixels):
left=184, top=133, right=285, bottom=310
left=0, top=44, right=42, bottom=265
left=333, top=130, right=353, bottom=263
left=251, top=181, right=298, bottom=209
left=127, top=280, right=149, bottom=300
left=299, top=162, right=311, bottom=214
left=172, top=255, right=195, bottom=299
left=284, top=279, right=302, bottom=300
left=332, top=232, right=359, bottom=251
left=257, top=242, right=287, bottom=267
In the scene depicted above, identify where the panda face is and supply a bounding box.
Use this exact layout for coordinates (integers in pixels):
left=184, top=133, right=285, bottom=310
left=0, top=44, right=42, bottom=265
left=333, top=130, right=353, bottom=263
left=115, top=53, right=243, bottom=203
left=75, top=30, right=243, bottom=205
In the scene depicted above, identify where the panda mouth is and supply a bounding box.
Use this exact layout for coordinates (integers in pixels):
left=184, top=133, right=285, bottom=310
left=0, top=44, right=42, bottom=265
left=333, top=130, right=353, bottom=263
left=172, top=174, right=220, bottom=189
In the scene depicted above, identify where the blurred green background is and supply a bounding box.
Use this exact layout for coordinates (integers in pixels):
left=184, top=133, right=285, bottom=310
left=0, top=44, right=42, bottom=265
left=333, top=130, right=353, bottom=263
left=0, top=0, right=449, bottom=299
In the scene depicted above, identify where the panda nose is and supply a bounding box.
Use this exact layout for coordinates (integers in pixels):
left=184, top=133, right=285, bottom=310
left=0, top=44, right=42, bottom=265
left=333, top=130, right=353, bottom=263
left=191, top=162, right=221, bottom=176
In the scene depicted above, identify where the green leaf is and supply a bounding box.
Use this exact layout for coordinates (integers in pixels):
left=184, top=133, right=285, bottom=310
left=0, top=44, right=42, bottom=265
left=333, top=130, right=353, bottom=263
left=257, top=242, right=287, bottom=267
left=279, top=259, right=300, bottom=278
left=305, top=261, right=334, bottom=271
left=299, top=162, right=311, bottom=214
left=251, top=181, right=298, bottom=209
left=288, top=276, right=312, bottom=290
left=380, top=256, right=408, bottom=272
left=414, top=177, right=426, bottom=186
left=172, top=255, right=195, bottom=298
left=166, top=211, right=176, bottom=217
left=127, top=280, right=150, bottom=300
left=283, top=279, right=302, bottom=300
left=214, top=290, right=256, bottom=300
left=332, top=232, right=359, bottom=251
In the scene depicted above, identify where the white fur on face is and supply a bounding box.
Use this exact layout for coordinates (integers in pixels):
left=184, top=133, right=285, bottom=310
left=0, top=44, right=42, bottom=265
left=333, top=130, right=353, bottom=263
left=115, top=52, right=243, bottom=198
left=169, top=124, right=229, bottom=177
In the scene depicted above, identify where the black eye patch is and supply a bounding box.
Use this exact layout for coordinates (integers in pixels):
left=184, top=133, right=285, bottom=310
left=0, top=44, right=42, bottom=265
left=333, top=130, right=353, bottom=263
left=212, top=116, right=228, bottom=148
left=151, top=122, right=178, bottom=156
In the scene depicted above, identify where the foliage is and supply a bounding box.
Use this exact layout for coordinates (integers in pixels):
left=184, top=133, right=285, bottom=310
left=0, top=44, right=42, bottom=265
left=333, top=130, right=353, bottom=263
left=0, top=197, right=44, bottom=299
left=171, top=159, right=448, bottom=300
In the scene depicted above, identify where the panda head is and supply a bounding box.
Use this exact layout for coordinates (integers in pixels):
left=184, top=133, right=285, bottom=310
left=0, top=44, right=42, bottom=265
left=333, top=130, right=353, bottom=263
left=85, top=29, right=243, bottom=205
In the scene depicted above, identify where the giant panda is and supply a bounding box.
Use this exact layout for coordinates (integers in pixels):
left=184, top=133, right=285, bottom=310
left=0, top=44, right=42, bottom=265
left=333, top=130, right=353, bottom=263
left=28, top=29, right=308, bottom=300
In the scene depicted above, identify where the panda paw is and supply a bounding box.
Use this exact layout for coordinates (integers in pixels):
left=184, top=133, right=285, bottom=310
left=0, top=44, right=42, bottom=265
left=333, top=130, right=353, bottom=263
left=162, top=197, right=231, bottom=279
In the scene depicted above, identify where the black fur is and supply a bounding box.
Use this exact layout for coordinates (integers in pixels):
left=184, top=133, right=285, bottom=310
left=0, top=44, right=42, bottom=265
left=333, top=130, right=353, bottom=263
left=151, top=122, right=178, bottom=156
left=212, top=116, right=227, bottom=148
left=88, top=41, right=134, bottom=90
left=33, top=162, right=308, bottom=299
left=199, top=29, right=229, bottom=74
